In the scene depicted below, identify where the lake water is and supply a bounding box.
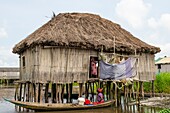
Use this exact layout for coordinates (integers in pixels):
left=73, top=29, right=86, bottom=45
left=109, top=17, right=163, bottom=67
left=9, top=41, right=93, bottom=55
left=0, top=88, right=163, bottom=113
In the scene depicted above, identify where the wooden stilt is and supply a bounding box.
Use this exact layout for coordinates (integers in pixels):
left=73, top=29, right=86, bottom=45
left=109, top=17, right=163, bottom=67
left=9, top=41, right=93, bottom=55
left=45, top=83, right=49, bottom=103
left=85, top=83, right=87, bottom=99
left=69, top=83, right=73, bottom=103
left=114, top=82, right=118, bottom=107
left=108, top=81, right=111, bottom=100
left=53, top=83, right=56, bottom=103
left=106, top=82, right=109, bottom=101
left=132, top=82, right=135, bottom=100
left=19, top=83, right=22, bottom=101
left=52, top=83, right=56, bottom=103
left=152, top=80, right=154, bottom=97
left=14, top=83, right=19, bottom=101
left=38, top=83, right=41, bottom=103
left=89, top=82, right=93, bottom=102
left=79, top=83, right=83, bottom=97
left=56, top=84, right=59, bottom=103
left=36, top=83, right=39, bottom=102
left=92, top=82, right=95, bottom=102
left=23, top=83, right=26, bottom=102
left=129, top=84, right=132, bottom=102
left=141, top=81, right=144, bottom=99
left=117, top=82, right=121, bottom=105
left=26, top=82, right=30, bottom=102
left=58, top=84, right=62, bottom=103
left=137, top=81, right=140, bottom=107
left=30, top=83, right=33, bottom=102
left=85, top=82, right=89, bottom=99
left=66, top=83, right=69, bottom=103
left=33, top=83, right=36, bottom=102
left=40, top=83, right=43, bottom=103
left=61, top=84, right=65, bottom=103
left=124, top=85, right=127, bottom=103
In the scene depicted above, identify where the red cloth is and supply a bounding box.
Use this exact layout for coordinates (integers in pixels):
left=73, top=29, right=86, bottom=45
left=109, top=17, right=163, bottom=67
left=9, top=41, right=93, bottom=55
left=84, top=99, right=91, bottom=105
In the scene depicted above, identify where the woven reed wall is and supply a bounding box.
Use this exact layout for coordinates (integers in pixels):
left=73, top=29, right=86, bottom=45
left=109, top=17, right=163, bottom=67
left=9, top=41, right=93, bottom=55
left=137, top=53, right=156, bottom=81
left=20, top=46, right=97, bottom=83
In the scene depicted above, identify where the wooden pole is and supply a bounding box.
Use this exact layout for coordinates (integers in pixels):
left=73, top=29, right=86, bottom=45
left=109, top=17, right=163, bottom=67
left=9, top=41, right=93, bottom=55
left=61, top=84, right=65, bottom=103
left=52, top=83, right=56, bottom=103
left=19, top=83, right=22, bottom=101
left=45, top=83, right=49, bottom=103
left=152, top=80, right=154, bottom=97
left=33, top=83, right=36, bottom=102
left=137, top=81, right=140, bottom=106
left=30, top=83, right=33, bottom=102
left=23, top=83, right=26, bottom=102
left=106, top=82, right=109, bottom=101
left=38, top=83, right=41, bottom=103
left=14, top=83, right=19, bottom=101
left=69, top=83, right=73, bottom=103
left=85, top=82, right=89, bottom=99
left=26, top=82, right=30, bottom=102
left=79, top=83, right=83, bottom=97
left=114, top=82, right=118, bottom=107
left=40, top=83, right=43, bottom=103
left=66, top=83, right=69, bottom=103
left=56, top=83, right=59, bottom=103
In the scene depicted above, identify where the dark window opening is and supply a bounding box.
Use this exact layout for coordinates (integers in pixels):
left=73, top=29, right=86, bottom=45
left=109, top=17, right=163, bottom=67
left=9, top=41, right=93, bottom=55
left=89, top=56, right=98, bottom=78
left=22, top=56, right=25, bottom=67
left=158, top=64, right=161, bottom=69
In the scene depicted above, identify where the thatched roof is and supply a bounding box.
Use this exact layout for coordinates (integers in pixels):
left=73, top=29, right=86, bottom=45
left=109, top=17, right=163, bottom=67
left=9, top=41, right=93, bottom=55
left=13, top=13, right=160, bottom=54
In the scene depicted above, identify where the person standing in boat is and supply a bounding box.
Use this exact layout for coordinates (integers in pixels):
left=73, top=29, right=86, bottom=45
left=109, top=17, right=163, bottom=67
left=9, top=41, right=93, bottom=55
left=97, top=88, right=104, bottom=103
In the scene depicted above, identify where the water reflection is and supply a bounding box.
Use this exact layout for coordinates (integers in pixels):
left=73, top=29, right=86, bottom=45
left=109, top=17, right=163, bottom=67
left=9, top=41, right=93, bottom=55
left=0, top=88, right=162, bottom=113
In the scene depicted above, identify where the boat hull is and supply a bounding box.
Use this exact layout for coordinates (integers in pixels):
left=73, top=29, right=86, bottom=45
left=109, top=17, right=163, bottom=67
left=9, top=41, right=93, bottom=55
left=4, top=98, right=114, bottom=111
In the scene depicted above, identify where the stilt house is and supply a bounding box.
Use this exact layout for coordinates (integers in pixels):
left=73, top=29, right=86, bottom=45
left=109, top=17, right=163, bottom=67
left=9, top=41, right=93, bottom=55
left=12, top=13, right=160, bottom=104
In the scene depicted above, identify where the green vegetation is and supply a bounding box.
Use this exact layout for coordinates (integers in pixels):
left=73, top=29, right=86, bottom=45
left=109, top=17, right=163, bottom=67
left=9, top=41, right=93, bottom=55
left=159, top=109, right=170, bottom=113
left=144, top=73, right=170, bottom=94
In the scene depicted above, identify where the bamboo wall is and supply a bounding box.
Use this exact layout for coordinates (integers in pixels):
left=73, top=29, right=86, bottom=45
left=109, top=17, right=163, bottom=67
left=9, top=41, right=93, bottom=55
left=136, top=53, right=156, bottom=81
left=20, top=47, right=35, bottom=82
left=20, top=46, right=97, bottom=83
left=20, top=46, right=156, bottom=83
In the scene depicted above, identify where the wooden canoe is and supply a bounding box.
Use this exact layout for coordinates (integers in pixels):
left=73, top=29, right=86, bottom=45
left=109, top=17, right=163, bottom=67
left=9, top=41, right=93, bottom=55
left=4, top=98, right=114, bottom=111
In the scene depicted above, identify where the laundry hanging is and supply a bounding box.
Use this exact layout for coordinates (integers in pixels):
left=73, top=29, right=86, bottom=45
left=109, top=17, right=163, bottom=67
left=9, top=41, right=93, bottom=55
left=100, top=58, right=137, bottom=80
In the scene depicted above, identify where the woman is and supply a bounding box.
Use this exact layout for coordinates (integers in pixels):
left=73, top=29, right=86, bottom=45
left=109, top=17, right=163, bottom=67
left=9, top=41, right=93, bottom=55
left=97, top=88, right=104, bottom=103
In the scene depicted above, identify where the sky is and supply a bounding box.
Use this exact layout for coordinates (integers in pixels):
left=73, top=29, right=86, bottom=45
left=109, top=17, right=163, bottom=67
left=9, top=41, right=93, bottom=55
left=0, top=0, right=170, bottom=67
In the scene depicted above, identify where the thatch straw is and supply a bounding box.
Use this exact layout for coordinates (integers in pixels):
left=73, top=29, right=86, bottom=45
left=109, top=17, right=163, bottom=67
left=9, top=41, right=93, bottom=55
left=13, top=13, right=160, bottom=54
